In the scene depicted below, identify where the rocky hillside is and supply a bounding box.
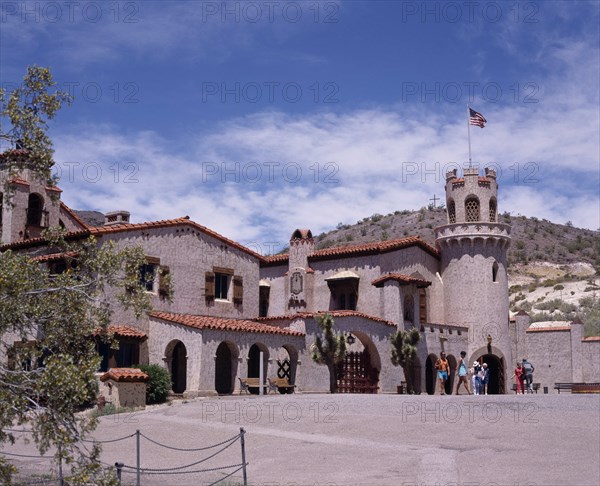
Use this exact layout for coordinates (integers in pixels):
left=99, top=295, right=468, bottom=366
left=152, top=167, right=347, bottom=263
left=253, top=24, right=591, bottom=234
left=311, top=207, right=600, bottom=336
left=313, top=207, right=599, bottom=269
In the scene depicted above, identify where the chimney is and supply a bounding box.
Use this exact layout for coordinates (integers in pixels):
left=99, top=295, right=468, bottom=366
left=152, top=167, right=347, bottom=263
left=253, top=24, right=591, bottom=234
left=104, top=210, right=130, bottom=226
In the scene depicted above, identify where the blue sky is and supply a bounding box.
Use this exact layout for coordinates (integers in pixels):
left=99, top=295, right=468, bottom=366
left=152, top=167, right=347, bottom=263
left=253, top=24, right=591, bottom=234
left=1, top=0, right=599, bottom=252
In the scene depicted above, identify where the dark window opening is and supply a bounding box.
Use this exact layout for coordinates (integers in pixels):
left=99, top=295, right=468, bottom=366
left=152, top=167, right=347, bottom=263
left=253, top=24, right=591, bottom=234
left=215, top=273, right=230, bottom=300
left=27, top=194, right=45, bottom=226
left=97, top=340, right=139, bottom=372
left=139, top=263, right=156, bottom=292
left=329, top=281, right=358, bottom=311
left=492, top=261, right=499, bottom=282
left=259, top=287, right=270, bottom=317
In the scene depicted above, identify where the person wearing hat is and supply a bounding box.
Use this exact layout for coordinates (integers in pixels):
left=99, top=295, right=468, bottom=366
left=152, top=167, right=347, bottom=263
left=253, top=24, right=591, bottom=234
left=435, top=352, right=450, bottom=395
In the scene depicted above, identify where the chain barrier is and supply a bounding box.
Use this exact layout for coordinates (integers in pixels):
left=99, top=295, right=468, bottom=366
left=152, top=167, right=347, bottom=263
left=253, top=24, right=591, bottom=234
left=139, top=430, right=240, bottom=451
left=120, top=434, right=239, bottom=473
left=2, top=426, right=249, bottom=485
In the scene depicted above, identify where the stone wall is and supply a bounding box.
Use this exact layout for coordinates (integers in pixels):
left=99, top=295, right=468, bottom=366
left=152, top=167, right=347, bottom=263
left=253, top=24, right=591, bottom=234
left=102, top=225, right=261, bottom=332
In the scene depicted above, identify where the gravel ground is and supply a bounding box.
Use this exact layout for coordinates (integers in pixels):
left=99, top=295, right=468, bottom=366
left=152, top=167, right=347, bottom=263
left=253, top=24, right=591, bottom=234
left=3, top=393, right=600, bottom=486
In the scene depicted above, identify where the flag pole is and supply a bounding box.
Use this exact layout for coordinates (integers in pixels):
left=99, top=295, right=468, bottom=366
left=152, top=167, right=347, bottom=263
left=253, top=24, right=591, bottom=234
left=467, top=104, right=472, bottom=168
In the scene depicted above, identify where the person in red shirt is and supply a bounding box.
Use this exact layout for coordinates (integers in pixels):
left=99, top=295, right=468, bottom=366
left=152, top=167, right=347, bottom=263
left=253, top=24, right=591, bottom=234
left=511, top=362, right=525, bottom=394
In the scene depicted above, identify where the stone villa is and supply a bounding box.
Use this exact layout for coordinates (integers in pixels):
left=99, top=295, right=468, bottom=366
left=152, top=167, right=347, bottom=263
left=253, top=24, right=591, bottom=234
left=1, top=154, right=599, bottom=395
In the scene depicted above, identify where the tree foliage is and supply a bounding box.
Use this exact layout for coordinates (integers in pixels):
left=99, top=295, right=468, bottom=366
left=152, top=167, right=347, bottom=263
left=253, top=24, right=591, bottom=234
left=0, top=231, right=153, bottom=483
left=389, top=328, right=421, bottom=394
left=0, top=65, right=71, bottom=189
left=0, top=66, right=158, bottom=484
left=311, top=313, right=346, bottom=393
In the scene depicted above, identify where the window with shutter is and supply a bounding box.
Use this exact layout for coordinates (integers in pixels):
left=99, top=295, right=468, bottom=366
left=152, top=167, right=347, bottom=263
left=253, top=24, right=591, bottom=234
left=233, top=276, right=243, bottom=305
left=205, top=271, right=215, bottom=301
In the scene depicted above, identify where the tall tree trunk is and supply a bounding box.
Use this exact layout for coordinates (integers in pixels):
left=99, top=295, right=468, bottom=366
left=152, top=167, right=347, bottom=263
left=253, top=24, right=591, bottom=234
left=328, top=363, right=338, bottom=393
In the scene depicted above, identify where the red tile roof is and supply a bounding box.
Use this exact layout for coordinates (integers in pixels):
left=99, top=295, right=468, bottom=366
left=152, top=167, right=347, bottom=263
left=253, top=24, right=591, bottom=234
left=31, top=251, right=78, bottom=263
left=100, top=368, right=148, bottom=382
left=46, top=185, right=62, bottom=193
left=256, top=310, right=396, bottom=327
left=9, top=177, right=30, bottom=186
left=151, top=312, right=305, bottom=336
left=94, top=325, right=148, bottom=340
left=526, top=326, right=571, bottom=333
left=262, top=236, right=439, bottom=266
left=372, top=273, right=431, bottom=288
left=1, top=216, right=263, bottom=260
left=582, top=336, right=600, bottom=342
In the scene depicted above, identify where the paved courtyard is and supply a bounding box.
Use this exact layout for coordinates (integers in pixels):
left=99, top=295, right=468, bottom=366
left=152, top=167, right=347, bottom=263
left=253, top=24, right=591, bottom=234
left=3, top=393, right=600, bottom=485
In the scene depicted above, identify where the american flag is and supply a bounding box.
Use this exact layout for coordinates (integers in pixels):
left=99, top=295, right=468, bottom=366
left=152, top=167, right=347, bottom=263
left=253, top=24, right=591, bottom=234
left=469, top=108, right=487, bottom=128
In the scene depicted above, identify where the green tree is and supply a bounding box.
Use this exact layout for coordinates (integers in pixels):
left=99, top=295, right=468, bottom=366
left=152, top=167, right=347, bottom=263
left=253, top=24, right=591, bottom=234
left=389, top=328, right=421, bottom=394
left=311, top=314, right=347, bottom=393
left=0, top=67, right=159, bottom=484
left=0, top=232, right=153, bottom=483
left=0, top=65, right=72, bottom=189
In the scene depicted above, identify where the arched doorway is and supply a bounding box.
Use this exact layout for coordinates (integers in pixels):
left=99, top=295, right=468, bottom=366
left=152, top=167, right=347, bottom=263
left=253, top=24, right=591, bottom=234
left=445, top=354, right=457, bottom=395
left=276, top=345, right=298, bottom=385
left=165, top=340, right=187, bottom=394
left=478, top=353, right=504, bottom=394
left=215, top=341, right=238, bottom=395
left=425, top=354, right=437, bottom=395
left=248, top=343, right=269, bottom=394
left=337, top=332, right=381, bottom=394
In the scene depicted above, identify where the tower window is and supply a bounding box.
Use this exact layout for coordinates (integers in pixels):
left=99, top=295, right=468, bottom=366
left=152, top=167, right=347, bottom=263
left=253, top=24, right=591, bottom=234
left=465, top=197, right=480, bottom=222
left=492, top=261, right=499, bottom=282
left=448, top=200, right=456, bottom=224
left=489, top=199, right=497, bottom=222
left=27, top=194, right=44, bottom=226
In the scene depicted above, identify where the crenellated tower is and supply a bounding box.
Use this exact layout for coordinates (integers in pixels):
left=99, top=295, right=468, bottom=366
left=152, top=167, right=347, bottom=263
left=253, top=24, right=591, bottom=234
left=435, top=167, right=512, bottom=393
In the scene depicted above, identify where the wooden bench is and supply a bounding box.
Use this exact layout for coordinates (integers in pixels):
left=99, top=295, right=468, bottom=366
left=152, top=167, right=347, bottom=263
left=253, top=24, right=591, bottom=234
left=268, top=377, right=296, bottom=394
left=512, top=383, right=540, bottom=393
left=572, top=383, right=600, bottom=394
left=238, top=377, right=268, bottom=394
left=554, top=382, right=584, bottom=394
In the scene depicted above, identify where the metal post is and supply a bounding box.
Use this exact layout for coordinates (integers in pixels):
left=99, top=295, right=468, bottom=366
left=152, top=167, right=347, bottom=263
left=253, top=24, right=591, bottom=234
left=58, top=444, right=63, bottom=486
left=115, top=462, right=124, bottom=486
left=259, top=351, right=264, bottom=395
left=240, top=427, right=248, bottom=486
left=136, top=429, right=141, bottom=486
left=466, top=103, right=473, bottom=167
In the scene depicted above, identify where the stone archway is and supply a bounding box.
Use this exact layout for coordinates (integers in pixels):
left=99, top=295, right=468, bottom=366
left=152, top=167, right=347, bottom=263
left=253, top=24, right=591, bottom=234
left=215, top=341, right=239, bottom=395
left=165, top=340, right=187, bottom=394
left=478, top=353, right=504, bottom=394
left=337, top=332, right=381, bottom=394
left=425, top=354, right=437, bottom=395
left=445, top=354, right=457, bottom=395
left=248, top=343, right=269, bottom=394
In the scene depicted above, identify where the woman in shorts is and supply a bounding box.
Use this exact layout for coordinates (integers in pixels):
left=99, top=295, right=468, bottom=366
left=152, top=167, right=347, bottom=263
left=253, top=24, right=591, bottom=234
left=456, top=351, right=470, bottom=395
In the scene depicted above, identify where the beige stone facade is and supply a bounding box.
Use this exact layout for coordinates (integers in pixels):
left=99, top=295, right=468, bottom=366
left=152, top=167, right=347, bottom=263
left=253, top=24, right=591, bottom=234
left=1, top=159, right=599, bottom=396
